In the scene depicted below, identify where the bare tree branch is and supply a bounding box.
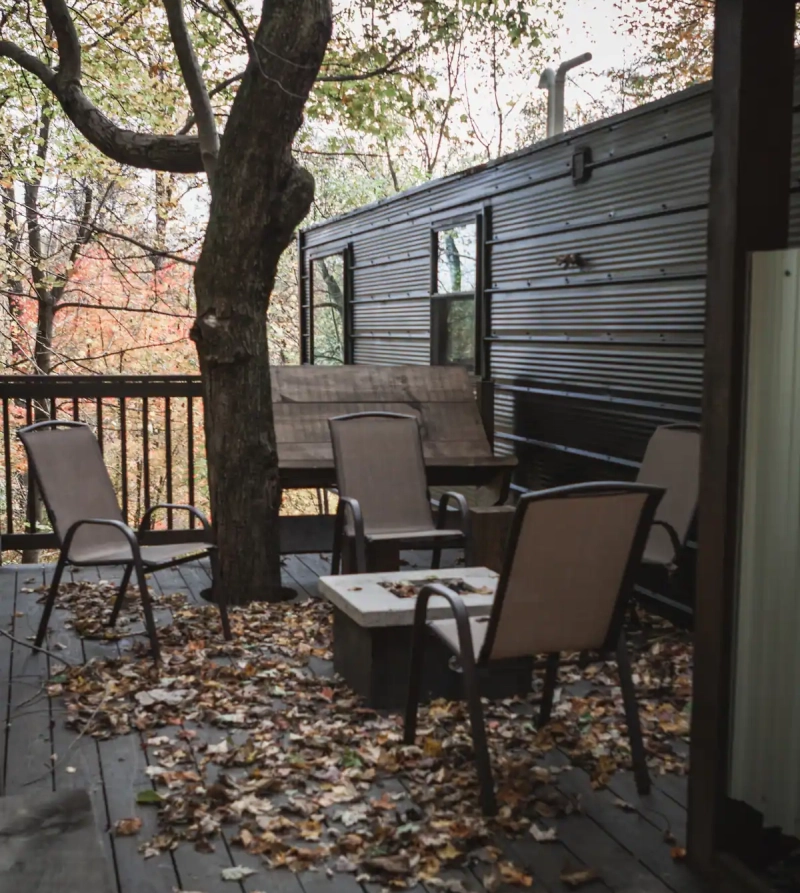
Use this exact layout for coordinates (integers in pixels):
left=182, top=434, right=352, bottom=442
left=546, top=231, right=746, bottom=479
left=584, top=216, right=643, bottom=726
left=55, top=301, right=195, bottom=319
left=162, top=0, right=219, bottom=186
left=177, top=71, right=244, bottom=135
left=0, top=39, right=57, bottom=88
left=90, top=225, right=198, bottom=266
left=317, top=46, right=410, bottom=82
left=0, top=0, right=205, bottom=173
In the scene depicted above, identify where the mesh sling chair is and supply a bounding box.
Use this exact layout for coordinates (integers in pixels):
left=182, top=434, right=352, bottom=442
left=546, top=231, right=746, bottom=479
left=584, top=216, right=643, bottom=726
left=403, top=481, right=665, bottom=816
left=18, top=420, right=232, bottom=661
left=635, top=423, right=701, bottom=618
left=328, top=412, right=470, bottom=574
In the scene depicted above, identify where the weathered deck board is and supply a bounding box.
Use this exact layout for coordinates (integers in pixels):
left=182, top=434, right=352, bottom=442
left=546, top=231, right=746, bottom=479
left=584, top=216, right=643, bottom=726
left=0, top=560, right=697, bottom=893
left=4, top=566, right=53, bottom=796
left=0, top=787, right=113, bottom=891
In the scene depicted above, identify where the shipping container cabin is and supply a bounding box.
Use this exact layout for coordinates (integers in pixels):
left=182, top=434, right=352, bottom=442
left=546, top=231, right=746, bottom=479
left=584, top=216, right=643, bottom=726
left=298, top=64, right=800, bottom=622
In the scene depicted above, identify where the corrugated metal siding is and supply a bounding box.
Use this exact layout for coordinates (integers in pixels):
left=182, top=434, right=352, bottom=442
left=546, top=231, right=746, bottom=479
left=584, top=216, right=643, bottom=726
left=730, top=250, right=800, bottom=837
left=299, top=62, right=800, bottom=551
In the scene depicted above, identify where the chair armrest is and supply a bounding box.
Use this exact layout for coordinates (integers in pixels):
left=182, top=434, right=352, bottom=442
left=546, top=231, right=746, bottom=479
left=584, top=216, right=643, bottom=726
left=336, top=496, right=366, bottom=571
left=62, top=518, right=140, bottom=563
left=436, top=491, right=471, bottom=538
left=413, top=582, right=476, bottom=659
left=138, top=504, right=212, bottom=538
left=651, top=519, right=682, bottom=563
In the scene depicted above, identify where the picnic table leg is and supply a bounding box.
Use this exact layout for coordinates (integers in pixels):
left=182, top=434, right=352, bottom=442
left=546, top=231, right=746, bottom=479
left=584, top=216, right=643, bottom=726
left=340, top=537, right=400, bottom=573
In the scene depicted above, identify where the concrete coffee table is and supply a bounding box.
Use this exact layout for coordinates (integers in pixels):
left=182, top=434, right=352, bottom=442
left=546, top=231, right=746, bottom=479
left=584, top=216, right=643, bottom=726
left=318, top=567, right=532, bottom=709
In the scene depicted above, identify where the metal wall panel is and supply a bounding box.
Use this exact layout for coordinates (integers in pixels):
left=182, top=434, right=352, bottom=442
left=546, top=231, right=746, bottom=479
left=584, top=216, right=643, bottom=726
left=301, top=81, right=717, bottom=488
left=730, top=250, right=800, bottom=837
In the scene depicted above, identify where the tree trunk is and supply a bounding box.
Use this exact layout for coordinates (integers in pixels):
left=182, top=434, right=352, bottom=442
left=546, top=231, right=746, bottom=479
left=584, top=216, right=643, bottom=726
left=191, top=0, right=332, bottom=605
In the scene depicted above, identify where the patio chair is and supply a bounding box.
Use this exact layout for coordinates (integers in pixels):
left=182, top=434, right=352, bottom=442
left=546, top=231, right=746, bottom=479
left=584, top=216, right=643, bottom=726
left=635, top=423, right=701, bottom=619
left=328, top=412, right=470, bottom=574
left=18, top=420, right=231, bottom=662
left=403, top=481, right=665, bottom=816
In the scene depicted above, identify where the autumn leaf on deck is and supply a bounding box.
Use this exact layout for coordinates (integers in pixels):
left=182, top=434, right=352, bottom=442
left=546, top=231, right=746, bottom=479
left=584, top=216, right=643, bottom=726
left=612, top=797, right=636, bottom=811
left=135, top=789, right=163, bottom=805
left=114, top=817, right=143, bottom=836
left=221, top=865, right=258, bottom=881
left=362, top=854, right=412, bottom=875
left=670, top=846, right=687, bottom=861
left=498, top=862, right=533, bottom=886
left=529, top=823, right=557, bottom=842
left=560, top=866, right=601, bottom=888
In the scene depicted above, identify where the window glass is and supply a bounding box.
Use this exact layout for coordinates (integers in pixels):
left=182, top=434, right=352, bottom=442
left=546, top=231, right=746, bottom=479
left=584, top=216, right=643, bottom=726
left=311, top=254, right=345, bottom=365
left=443, top=298, right=475, bottom=367
left=436, top=225, right=476, bottom=294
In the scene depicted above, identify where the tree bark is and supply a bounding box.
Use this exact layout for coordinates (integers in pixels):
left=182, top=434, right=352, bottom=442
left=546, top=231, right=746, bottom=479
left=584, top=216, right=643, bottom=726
left=191, top=0, right=331, bottom=604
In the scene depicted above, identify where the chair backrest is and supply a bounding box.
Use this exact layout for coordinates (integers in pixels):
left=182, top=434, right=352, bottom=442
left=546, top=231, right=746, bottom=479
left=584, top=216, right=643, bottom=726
left=636, top=424, right=701, bottom=566
left=478, top=482, right=664, bottom=662
left=17, top=421, right=126, bottom=561
left=328, top=413, right=434, bottom=534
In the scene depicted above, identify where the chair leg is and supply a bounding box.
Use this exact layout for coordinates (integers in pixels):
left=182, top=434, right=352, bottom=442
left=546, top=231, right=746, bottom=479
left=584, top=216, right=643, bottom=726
left=354, top=533, right=368, bottom=573
left=617, top=632, right=650, bottom=794
left=132, top=558, right=160, bottom=662
left=208, top=549, right=232, bottom=641
left=537, top=653, right=560, bottom=729
left=403, top=622, right=428, bottom=745
left=34, top=551, right=68, bottom=648
left=331, top=512, right=343, bottom=575
left=460, top=650, right=497, bottom=816
left=108, top=564, right=133, bottom=628
left=431, top=544, right=442, bottom=569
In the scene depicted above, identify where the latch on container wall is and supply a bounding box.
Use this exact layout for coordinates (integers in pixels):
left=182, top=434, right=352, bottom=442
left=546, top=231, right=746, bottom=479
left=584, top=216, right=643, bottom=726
left=572, top=146, right=592, bottom=184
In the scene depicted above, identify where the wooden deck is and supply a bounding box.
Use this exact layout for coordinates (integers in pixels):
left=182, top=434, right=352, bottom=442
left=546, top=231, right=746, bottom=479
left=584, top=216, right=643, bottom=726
left=0, top=553, right=703, bottom=893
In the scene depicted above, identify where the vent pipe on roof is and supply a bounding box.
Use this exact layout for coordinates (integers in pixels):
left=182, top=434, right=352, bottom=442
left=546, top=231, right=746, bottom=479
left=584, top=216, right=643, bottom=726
left=538, top=52, right=593, bottom=138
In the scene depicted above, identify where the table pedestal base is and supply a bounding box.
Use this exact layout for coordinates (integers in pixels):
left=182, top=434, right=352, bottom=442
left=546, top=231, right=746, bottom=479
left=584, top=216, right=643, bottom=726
left=332, top=607, right=533, bottom=709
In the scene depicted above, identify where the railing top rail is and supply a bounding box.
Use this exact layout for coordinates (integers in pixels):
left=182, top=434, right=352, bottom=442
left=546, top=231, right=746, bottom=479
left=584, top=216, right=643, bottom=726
left=0, top=375, right=203, bottom=399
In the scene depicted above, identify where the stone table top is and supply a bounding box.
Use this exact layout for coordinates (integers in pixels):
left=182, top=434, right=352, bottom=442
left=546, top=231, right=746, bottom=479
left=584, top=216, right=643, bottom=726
left=317, top=566, right=498, bottom=628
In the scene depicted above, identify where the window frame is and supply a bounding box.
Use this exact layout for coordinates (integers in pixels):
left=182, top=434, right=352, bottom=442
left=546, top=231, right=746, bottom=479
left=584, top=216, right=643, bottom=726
left=304, top=245, right=353, bottom=366
left=429, top=214, right=484, bottom=374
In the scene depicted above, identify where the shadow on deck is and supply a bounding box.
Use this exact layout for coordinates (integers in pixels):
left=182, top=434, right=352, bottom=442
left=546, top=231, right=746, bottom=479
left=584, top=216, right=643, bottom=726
left=0, top=552, right=701, bottom=893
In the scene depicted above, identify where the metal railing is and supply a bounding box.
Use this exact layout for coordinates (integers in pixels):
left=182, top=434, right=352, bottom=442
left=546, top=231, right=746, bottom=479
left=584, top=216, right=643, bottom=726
left=0, top=375, right=205, bottom=552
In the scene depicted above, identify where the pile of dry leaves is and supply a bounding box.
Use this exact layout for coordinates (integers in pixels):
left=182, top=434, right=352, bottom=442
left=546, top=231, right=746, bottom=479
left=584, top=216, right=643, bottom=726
left=42, top=579, right=691, bottom=887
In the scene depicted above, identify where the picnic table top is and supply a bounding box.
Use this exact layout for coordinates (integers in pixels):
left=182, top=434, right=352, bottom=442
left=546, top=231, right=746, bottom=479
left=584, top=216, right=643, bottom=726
left=317, top=566, right=498, bottom=628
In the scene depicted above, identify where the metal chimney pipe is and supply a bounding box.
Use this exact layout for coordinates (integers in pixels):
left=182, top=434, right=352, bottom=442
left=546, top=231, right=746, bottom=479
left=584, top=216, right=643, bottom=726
left=537, top=67, right=557, bottom=138
left=553, top=52, right=593, bottom=135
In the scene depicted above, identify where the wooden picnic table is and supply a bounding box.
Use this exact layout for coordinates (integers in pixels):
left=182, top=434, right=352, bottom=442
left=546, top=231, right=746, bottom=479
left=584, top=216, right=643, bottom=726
left=272, top=365, right=517, bottom=501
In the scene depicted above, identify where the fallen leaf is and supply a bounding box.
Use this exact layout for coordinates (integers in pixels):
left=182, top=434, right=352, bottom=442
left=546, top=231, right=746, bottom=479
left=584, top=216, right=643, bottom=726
left=114, top=817, right=143, bottom=836
left=612, top=797, right=635, bottom=812
left=427, top=880, right=469, bottom=893
left=363, top=854, right=412, bottom=875
left=560, top=867, right=601, bottom=888
left=670, top=847, right=687, bottom=861
left=529, top=823, right=557, bottom=842
left=423, top=737, right=443, bottom=757
left=499, top=862, right=533, bottom=886
left=333, top=856, right=358, bottom=873
left=135, top=688, right=195, bottom=707
left=221, top=866, right=258, bottom=881
left=136, top=789, right=163, bottom=805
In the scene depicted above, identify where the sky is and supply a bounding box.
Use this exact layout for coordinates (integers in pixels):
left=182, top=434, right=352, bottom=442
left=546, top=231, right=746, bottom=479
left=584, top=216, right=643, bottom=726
left=552, top=1, right=641, bottom=105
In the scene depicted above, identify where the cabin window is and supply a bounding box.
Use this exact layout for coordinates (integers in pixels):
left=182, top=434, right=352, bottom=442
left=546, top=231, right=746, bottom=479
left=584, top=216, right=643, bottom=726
left=431, top=222, right=478, bottom=371
left=310, top=253, right=346, bottom=365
